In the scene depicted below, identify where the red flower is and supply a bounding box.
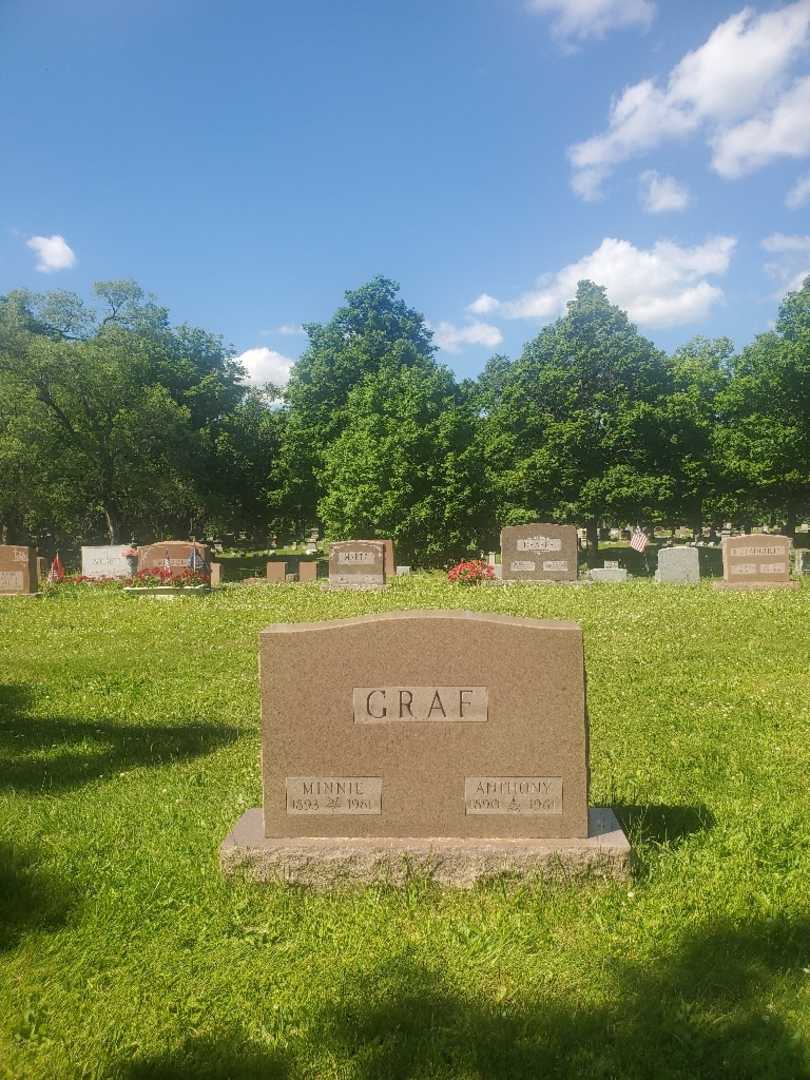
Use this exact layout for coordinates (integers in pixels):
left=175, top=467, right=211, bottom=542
left=447, top=560, right=494, bottom=585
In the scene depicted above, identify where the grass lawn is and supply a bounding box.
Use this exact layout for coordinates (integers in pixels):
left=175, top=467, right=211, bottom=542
left=2, top=576, right=810, bottom=1079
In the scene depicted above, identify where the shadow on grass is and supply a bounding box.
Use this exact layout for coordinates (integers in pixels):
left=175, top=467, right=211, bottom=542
left=615, top=803, right=715, bottom=847
left=120, top=1030, right=291, bottom=1079
left=0, top=840, right=76, bottom=952
left=311, top=916, right=810, bottom=1080
left=0, top=684, right=242, bottom=793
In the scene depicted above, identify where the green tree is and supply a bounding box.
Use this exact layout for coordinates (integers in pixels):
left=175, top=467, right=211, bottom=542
left=715, top=277, right=810, bottom=532
left=318, top=362, right=490, bottom=565
left=276, top=276, right=436, bottom=534
left=482, top=282, right=672, bottom=551
left=660, top=336, right=733, bottom=532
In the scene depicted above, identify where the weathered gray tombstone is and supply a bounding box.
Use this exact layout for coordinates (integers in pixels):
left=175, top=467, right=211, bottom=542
left=715, top=534, right=798, bottom=590
left=0, top=545, right=38, bottom=594
left=266, top=561, right=288, bottom=584
left=328, top=540, right=386, bottom=589
left=797, top=550, right=810, bottom=575
left=588, top=567, right=628, bottom=583
left=220, top=610, right=629, bottom=886
left=81, top=545, right=133, bottom=579
left=656, top=546, right=700, bottom=584
left=396, top=565, right=411, bottom=576
left=500, top=524, right=578, bottom=583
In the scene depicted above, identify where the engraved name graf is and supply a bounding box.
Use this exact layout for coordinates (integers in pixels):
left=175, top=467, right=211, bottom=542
left=0, top=570, right=24, bottom=590
left=13, top=550, right=27, bottom=562
left=354, top=686, right=487, bottom=722
left=464, top=776, right=563, bottom=815
left=286, top=777, right=382, bottom=814
left=510, top=561, right=536, bottom=572
left=516, top=537, right=562, bottom=552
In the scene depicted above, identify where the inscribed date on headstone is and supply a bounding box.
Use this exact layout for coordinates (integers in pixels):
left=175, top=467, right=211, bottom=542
left=464, top=776, right=563, bottom=815
left=286, top=776, right=382, bottom=815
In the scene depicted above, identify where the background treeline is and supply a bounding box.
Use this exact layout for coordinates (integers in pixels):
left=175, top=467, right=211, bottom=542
left=1, top=275, right=808, bottom=565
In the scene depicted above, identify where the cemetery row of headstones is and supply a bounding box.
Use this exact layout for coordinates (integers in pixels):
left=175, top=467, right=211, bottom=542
left=1, top=526, right=805, bottom=595
left=488, top=524, right=800, bottom=589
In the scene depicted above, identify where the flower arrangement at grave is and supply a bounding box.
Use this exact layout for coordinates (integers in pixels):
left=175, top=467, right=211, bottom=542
left=130, top=566, right=211, bottom=589
left=447, top=559, right=494, bottom=585
left=122, top=545, right=139, bottom=571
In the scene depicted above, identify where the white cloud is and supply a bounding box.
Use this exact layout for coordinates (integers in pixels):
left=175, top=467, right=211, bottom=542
left=786, top=173, right=810, bottom=208
left=762, top=232, right=810, bottom=293
left=25, top=234, right=76, bottom=273
left=466, top=293, right=500, bottom=315
left=569, top=1, right=810, bottom=198
left=432, top=320, right=504, bottom=353
left=528, top=0, right=654, bottom=45
left=276, top=323, right=305, bottom=336
left=639, top=170, right=690, bottom=212
left=710, top=75, right=810, bottom=177
left=236, top=346, right=295, bottom=387
left=482, top=235, right=735, bottom=329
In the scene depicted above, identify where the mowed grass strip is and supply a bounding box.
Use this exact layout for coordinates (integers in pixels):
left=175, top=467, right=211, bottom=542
left=1, top=578, right=810, bottom=1079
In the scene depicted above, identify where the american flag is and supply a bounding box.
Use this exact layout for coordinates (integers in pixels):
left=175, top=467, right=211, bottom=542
left=188, top=545, right=209, bottom=573
left=630, top=527, right=649, bottom=553
left=48, top=553, right=65, bottom=582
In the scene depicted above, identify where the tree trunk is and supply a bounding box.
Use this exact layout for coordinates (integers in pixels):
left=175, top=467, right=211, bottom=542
left=784, top=509, right=796, bottom=537
left=103, top=507, right=118, bottom=545
left=586, top=517, right=599, bottom=557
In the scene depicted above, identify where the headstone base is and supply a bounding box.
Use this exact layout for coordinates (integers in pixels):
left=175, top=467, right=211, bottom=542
left=486, top=578, right=588, bottom=587
left=220, top=807, right=630, bottom=888
left=319, top=582, right=386, bottom=591
left=712, top=580, right=800, bottom=591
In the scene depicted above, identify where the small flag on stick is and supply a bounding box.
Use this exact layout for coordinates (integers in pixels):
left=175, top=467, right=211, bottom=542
left=163, top=551, right=172, bottom=573
left=630, top=527, right=649, bottom=554
left=48, top=553, right=65, bottom=582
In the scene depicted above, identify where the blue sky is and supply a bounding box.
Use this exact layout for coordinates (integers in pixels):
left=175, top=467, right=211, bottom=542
left=2, top=0, right=810, bottom=385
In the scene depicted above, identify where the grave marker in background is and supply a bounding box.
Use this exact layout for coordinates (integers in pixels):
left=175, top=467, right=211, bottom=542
left=138, top=540, right=211, bottom=574
left=500, top=524, right=578, bottom=582
left=656, top=546, right=700, bottom=584
left=328, top=540, right=386, bottom=589
left=298, top=561, right=318, bottom=583
left=266, top=561, right=287, bottom=584
left=715, top=534, right=797, bottom=590
left=221, top=610, right=629, bottom=886
left=0, top=545, right=38, bottom=594
left=81, top=545, right=133, bottom=579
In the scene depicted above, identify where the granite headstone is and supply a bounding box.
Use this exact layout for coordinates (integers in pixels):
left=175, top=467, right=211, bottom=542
left=716, top=533, right=797, bottom=590
left=328, top=540, right=386, bottom=589
left=0, top=545, right=38, bottom=594
left=81, top=545, right=134, bottom=579
left=500, top=524, right=578, bottom=582
left=220, top=610, right=630, bottom=886
left=656, top=546, right=700, bottom=584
